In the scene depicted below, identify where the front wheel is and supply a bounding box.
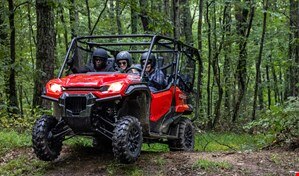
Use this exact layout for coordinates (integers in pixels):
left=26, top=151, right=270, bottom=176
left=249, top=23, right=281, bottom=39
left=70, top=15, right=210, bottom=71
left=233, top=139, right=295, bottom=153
left=32, top=115, right=63, bottom=161
left=112, top=116, right=143, bottom=163
left=168, top=117, right=195, bottom=151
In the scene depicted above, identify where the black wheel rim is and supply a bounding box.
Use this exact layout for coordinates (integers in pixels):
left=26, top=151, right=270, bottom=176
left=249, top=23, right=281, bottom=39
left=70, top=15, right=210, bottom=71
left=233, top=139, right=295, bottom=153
left=128, top=125, right=140, bottom=154
left=184, top=125, right=193, bottom=149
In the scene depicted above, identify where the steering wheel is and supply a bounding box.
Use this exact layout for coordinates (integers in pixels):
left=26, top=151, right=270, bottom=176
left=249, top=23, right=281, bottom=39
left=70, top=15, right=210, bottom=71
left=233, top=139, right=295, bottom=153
left=125, top=66, right=143, bottom=74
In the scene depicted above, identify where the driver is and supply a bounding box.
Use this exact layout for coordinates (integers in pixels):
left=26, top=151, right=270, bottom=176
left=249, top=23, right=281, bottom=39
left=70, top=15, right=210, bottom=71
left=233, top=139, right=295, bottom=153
left=140, top=52, right=166, bottom=92
left=68, top=48, right=115, bottom=73
left=116, top=51, right=132, bottom=72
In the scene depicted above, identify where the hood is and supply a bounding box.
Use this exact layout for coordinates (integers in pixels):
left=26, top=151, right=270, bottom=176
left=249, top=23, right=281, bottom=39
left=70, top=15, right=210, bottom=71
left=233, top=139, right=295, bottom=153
left=60, top=73, right=140, bottom=88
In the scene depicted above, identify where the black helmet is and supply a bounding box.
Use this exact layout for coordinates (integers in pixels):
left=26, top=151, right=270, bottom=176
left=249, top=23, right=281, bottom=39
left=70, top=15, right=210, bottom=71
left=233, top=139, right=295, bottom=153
left=92, top=48, right=108, bottom=61
left=140, top=52, right=156, bottom=68
left=116, top=51, right=132, bottom=67
left=92, top=48, right=108, bottom=70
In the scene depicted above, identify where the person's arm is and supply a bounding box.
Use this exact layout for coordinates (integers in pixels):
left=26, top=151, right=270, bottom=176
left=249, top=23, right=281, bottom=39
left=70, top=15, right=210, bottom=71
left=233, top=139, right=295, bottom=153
left=150, top=70, right=166, bottom=89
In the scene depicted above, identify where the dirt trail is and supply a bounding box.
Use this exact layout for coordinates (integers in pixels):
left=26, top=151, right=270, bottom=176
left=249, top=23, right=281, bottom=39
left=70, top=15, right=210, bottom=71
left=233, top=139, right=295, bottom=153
left=1, top=146, right=298, bottom=175
left=43, top=147, right=299, bottom=176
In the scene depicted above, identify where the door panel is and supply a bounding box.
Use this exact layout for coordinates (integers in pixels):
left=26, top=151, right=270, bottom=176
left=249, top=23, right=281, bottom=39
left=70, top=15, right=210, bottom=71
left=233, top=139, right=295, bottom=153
left=149, top=87, right=173, bottom=122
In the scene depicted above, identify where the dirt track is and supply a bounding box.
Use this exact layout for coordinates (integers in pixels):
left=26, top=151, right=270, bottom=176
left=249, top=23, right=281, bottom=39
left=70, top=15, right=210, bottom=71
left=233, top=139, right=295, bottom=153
left=38, top=147, right=299, bottom=176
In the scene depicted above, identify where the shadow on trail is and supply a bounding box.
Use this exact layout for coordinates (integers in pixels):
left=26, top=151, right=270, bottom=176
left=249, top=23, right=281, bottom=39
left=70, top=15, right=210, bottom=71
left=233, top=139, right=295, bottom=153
left=44, top=146, right=170, bottom=176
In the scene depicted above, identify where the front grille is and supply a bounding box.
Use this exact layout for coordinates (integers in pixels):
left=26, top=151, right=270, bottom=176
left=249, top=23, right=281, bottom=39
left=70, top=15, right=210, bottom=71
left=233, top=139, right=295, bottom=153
left=65, top=96, right=87, bottom=114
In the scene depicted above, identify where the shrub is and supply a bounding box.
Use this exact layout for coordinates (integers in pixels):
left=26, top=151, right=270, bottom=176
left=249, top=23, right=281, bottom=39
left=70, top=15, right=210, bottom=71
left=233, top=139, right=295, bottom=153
left=244, top=97, right=299, bottom=149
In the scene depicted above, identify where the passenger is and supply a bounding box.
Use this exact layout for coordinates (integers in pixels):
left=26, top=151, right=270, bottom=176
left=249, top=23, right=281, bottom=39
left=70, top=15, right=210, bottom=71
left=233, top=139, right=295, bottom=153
left=140, top=52, right=166, bottom=92
left=115, top=51, right=132, bottom=72
left=68, top=48, right=114, bottom=73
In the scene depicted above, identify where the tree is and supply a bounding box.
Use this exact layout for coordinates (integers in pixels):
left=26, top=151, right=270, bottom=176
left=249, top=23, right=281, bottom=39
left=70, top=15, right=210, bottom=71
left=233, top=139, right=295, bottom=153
left=116, top=0, right=122, bottom=34
left=252, top=0, right=268, bottom=121
left=33, top=0, right=55, bottom=108
left=5, top=0, right=19, bottom=114
left=196, top=0, right=204, bottom=125
left=181, top=0, right=193, bottom=45
left=0, top=1, right=8, bottom=108
left=232, top=0, right=254, bottom=122
left=173, top=0, right=180, bottom=39
left=130, top=0, right=138, bottom=34
left=69, top=0, right=78, bottom=38
left=286, top=0, right=299, bottom=97
left=223, top=1, right=233, bottom=119
left=139, top=0, right=151, bottom=32
left=85, top=0, right=92, bottom=34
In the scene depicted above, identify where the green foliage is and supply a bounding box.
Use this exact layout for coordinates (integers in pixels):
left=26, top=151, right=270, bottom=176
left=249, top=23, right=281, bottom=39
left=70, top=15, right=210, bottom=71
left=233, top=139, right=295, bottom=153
left=192, top=159, right=233, bottom=171
left=244, top=97, right=299, bottom=147
left=0, top=130, right=31, bottom=156
left=0, top=107, right=52, bottom=131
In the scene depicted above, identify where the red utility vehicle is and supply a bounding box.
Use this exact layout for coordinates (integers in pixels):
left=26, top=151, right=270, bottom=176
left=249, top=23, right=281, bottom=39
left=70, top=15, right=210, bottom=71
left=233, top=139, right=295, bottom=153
left=32, top=35, right=200, bottom=163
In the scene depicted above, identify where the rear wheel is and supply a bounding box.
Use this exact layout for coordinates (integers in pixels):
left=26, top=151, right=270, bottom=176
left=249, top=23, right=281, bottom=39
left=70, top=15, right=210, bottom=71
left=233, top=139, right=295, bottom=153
left=168, top=117, right=194, bottom=151
left=112, top=116, right=143, bottom=163
left=32, top=115, right=63, bottom=161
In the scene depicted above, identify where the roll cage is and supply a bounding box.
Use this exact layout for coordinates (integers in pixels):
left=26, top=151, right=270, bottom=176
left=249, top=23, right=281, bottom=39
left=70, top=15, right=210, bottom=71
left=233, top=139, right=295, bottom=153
left=58, top=34, right=201, bottom=120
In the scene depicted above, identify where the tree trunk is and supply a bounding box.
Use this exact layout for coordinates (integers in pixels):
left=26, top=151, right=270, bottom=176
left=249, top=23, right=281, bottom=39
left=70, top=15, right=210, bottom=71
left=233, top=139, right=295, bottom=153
left=58, top=2, right=68, bottom=51
left=223, top=2, right=232, bottom=119
left=69, top=0, right=78, bottom=38
left=205, top=1, right=212, bottom=129
left=196, top=0, right=204, bottom=124
left=270, top=55, right=279, bottom=104
left=139, top=0, right=150, bottom=32
left=181, top=0, right=193, bottom=45
left=108, top=0, right=115, bottom=34
left=6, top=0, right=19, bottom=115
left=162, top=0, right=171, bottom=36
left=265, top=64, right=271, bottom=109
left=130, top=0, right=138, bottom=34
left=0, top=2, right=8, bottom=109
left=172, top=0, right=180, bottom=40
left=33, top=0, right=55, bottom=109
left=211, top=1, right=227, bottom=128
left=116, top=0, right=122, bottom=34
left=197, top=0, right=203, bottom=51
left=252, top=0, right=267, bottom=121
left=232, top=0, right=254, bottom=122
left=286, top=0, right=299, bottom=97
left=258, top=73, right=264, bottom=110
left=86, top=0, right=92, bottom=34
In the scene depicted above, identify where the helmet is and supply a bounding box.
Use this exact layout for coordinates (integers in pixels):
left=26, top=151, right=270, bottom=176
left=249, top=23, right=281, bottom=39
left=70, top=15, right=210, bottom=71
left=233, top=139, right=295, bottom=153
left=92, top=48, right=108, bottom=69
left=140, top=52, right=156, bottom=68
left=116, top=51, right=132, bottom=67
left=92, top=48, right=108, bottom=61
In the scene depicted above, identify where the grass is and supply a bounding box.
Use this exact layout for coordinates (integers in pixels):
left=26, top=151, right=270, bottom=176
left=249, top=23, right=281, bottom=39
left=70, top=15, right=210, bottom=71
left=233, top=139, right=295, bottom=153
left=0, top=155, right=48, bottom=176
left=192, top=159, right=233, bottom=171
left=195, top=132, right=271, bottom=152
left=0, top=130, right=268, bottom=154
left=107, top=162, right=144, bottom=176
left=142, top=143, right=169, bottom=152
left=0, top=129, right=271, bottom=175
left=0, top=130, right=31, bottom=156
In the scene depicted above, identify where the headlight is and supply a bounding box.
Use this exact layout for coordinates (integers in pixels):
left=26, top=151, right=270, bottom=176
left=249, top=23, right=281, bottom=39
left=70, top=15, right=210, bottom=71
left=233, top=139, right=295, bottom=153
left=50, top=83, right=62, bottom=93
left=108, top=82, right=123, bottom=92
